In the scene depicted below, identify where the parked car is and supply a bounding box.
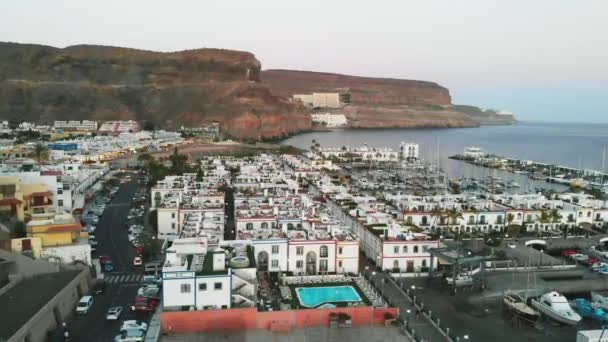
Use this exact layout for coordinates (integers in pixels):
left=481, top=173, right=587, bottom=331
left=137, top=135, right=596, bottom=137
left=134, top=246, right=143, bottom=255
left=133, top=256, right=143, bottom=266
left=89, top=237, right=99, bottom=247
left=591, top=262, right=608, bottom=271
left=106, top=306, right=123, bottom=320
left=583, top=257, right=601, bottom=266
left=561, top=249, right=578, bottom=257
left=571, top=254, right=589, bottom=262
left=137, top=285, right=160, bottom=297
left=120, top=320, right=148, bottom=332
left=76, top=296, right=94, bottom=314
left=113, top=329, right=145, bottom=342
left=130, top=297, right=159, bottom=313
left=93, top=279, right=106, bottom=294
left=104, top=260, right=115, bottom=272
left=99, top=255, right=110, bottom=265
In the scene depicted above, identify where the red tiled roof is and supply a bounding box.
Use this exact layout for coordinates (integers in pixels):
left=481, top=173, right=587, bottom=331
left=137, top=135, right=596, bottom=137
left=0, top=198, right=22, bottom=205
left=24, top=191, right=52, bottom=199
left=44, top=223, right=82, bottom=233
left=41, top=170, right=62, bottom=176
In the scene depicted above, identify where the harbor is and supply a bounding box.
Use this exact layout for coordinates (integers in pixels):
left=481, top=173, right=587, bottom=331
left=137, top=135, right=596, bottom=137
left=450, top=147, right=608, bottom=191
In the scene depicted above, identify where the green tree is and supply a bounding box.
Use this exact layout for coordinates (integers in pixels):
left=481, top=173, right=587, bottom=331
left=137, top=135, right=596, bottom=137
left=30, top=143, right=49, bottom=166
left=169, top=147, right=188, bottom=175
left=137, top=153, right=154, bottom=167
left=447, top=208, right=463, bottom=234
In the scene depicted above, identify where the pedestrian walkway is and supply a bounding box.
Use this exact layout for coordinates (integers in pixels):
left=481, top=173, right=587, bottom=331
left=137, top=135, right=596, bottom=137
left=366, top=262, right=449, bottom=342
left=105, top=273, right=142, bottom=284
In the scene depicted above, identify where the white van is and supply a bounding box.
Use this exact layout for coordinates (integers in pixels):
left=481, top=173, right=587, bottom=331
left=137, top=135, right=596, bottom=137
left=76, top=295, right=94, bottom=314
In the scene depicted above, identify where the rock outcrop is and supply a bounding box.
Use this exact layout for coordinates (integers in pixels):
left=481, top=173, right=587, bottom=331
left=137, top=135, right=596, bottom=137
left=0, top=43, right=311, bottom=140
left=262, top=69, right=515, bottom=128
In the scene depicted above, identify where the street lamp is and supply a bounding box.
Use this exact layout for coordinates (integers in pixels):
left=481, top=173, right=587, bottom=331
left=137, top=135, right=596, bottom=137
left=405, top=309, right=412, bottom=329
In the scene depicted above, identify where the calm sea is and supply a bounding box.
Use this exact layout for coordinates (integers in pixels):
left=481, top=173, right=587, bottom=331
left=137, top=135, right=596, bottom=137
left=281, top=122, right=608, bottom=192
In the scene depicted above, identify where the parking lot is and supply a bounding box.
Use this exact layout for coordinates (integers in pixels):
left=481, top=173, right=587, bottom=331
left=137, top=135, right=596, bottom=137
left=66, top=172, right=161, bottom=342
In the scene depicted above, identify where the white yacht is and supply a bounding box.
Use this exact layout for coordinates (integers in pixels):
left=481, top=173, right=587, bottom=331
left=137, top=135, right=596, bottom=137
left=530, top=291, right=581, bottom=325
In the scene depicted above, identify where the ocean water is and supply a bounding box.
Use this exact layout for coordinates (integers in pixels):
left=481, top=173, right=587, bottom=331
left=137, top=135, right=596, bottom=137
left=282, top=122, right=608, bottom=191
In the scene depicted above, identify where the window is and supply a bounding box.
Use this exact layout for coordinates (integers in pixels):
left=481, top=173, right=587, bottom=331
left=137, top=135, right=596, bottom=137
left=296, top=260, right=303, bottom=268
left=422, top=259, right=427, bottom=267
left=479, top=215, right=486, bottom=224
left=296, top=246, right=304, bottom=255
left=58, top=200, right=64, bottom=207
left=338, top=247, right=343, bottom=255
left=422, top=246, right=429, bottom=253
left=271, top=260, right=279, bottom=268
left=393, top=260, right=399, bottom=269
left=261, top=222, right=269, bottom=229
left=320, top=245, right=328, bottom=258
left=171, top=213, right=176, bottom=219
left=413, top=246, right=419, bottom=253
left=246, top=223, right=253, bottom=230
left=319, top=260, right=328, bottom=272
left=171, top=223, right=175, bottom=229
left=271, top=245, right=279, bottom=254
left=587, top=212, right=592, bottom=218
left=403, top=246, right=408, bottom=253
left=496, top=215, right=503, bottom=224
left=198, top=283, right=207, bottom=291
left=468, top=216, right=475, bottom=224
left=180, top=283, right=191, bottom=293
left=394, top=246, right=399, bottom=253
left=214, top=282, right=222, bottom=290
left=338, top=260, right=343, bottom=268
left=57, top=188, right=63, bottom=195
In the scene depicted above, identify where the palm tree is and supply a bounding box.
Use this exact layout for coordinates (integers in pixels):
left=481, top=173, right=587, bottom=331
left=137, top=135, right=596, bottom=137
left=505, top=212, right=521, bottom=243
left=430, top=205, right=443, bottom=231
left=30, top=143, right=49, bottom=167
left=549, top=208, right=566, bottom=237
left=447, top=207, right=463, bottom=235
left=537, top=210, right=551, bottom=237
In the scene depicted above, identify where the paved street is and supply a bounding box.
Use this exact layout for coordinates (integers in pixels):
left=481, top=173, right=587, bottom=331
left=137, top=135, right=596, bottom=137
left=363, top=260, right=448, bottom=342
left=67, top=176, right=152, bottom=342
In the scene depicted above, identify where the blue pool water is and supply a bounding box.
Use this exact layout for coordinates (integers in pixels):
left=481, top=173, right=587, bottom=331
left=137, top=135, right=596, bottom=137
left=296, top=286, right=362, bottom=308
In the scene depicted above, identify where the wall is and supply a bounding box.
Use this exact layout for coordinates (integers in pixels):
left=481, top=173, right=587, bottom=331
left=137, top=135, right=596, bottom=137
left=161, top=306, right=399, bottom=334
left=41, top=243, right=92, bottom=265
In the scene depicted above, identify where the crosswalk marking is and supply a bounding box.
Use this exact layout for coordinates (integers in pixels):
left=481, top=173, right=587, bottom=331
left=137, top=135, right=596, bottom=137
left=105, top=274, right=143, bottom=284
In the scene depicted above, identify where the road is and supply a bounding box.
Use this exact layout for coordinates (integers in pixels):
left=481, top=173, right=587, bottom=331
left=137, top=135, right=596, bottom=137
left=68, top=176, right=152, bottom=342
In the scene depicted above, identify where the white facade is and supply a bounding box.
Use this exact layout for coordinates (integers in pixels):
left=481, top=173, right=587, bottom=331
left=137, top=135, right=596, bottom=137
left=311, top=113, right=348, bottom=127
left=53, top=120, right=98, bottom=131
left=400, top=142, right=419, bottom=160
left=162, top=269, right=232, bottom=310
left=251, top=239, right=289, bottom=272
left=41, top=242, right=92, bottom=266
left=287, top=241, right=337, bottom=274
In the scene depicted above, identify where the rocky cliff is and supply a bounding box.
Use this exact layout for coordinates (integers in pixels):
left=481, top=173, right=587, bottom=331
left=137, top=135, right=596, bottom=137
left=262, top=69, right=515, bottom=128
left=0, top=43, right=311, bottom=140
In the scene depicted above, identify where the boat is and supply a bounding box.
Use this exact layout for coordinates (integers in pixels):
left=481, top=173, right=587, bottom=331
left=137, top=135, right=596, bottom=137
left=530, top=291, right=582, bottom=325
left=445, top=274, right=474, bottom=287
left=572, top=298, right=608, bottom=323
left=503, top=290, right=539, bottom=322
left=591, top=292, right=608, bottom=310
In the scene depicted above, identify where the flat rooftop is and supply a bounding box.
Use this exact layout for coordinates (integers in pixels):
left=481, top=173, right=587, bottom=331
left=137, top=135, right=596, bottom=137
left=0, top=270, right=81, bottom=340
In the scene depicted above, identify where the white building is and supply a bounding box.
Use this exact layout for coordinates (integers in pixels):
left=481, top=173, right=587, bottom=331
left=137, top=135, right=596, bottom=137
left=464, top=147, right=484, bottom=159
left=53, top=120, right=98, bottom=132
left=400, top=142, right=419, bottom=160
left=162, top=239, right=258, bottom=310
left=311, top=113, right=348, bottom=127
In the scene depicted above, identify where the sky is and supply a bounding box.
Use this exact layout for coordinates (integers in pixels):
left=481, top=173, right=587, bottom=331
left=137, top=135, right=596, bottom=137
left=1, top=0, right=607, bottom=123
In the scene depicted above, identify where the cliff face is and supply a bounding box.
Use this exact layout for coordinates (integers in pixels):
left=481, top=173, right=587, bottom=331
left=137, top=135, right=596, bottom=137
left=262, top=69, right=515, bottom=128
left=0, top=43, right=311, bottom=140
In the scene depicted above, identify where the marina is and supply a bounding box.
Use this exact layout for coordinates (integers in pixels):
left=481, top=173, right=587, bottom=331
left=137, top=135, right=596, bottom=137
left=450, top=146, right=608, bottom=190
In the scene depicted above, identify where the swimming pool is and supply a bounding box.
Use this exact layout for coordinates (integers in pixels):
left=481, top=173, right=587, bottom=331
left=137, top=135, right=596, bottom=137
left=296, top=286, right=362, bottom=308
